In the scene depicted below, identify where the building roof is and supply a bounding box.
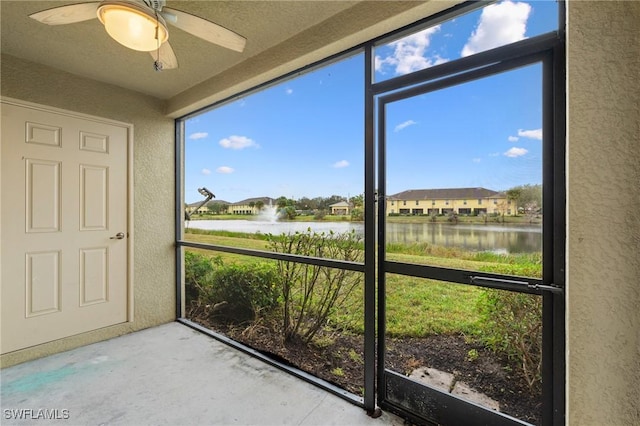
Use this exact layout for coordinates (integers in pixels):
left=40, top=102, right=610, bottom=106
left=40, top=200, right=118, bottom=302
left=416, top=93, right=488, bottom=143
left=186, top=199, right=229, bottom=207
left=330, top=201, right=351, bottom=207
left=388, top=187, right=503, bottom=200
left=230, top=197, right=275, bottom=206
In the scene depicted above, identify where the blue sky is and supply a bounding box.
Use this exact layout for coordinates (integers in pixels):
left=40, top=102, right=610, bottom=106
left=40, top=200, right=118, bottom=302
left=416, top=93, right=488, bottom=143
left=185, top=1, right=558, bottom=203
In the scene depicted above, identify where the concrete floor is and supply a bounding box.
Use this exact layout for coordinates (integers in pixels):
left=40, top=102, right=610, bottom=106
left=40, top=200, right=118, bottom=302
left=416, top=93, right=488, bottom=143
left=1, top=322, right=404, bottom=426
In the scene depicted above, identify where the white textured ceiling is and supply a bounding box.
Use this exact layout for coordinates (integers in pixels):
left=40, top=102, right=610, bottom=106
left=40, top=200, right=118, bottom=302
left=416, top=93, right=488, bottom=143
left=1, top=1, right=460, bottom=116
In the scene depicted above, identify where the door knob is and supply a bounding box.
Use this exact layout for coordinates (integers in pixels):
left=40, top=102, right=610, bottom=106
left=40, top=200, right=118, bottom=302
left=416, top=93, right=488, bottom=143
left=110, top=232, right=125, bottom=240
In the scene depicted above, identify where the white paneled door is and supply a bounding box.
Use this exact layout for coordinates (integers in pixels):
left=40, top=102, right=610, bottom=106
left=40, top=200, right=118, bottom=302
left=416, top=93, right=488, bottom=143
left=1, top=100, right=131, bottom=354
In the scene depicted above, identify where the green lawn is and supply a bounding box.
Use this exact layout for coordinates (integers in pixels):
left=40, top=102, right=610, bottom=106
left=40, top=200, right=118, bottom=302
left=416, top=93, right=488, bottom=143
left=183, top=230, right=540, bottom=338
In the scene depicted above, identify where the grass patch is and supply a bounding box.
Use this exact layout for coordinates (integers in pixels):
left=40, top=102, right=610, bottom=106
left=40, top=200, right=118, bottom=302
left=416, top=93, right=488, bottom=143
left=186, top=228, right=271, bottom=241
left=184, top=230, right=544, bottom=393
left=183, top=232, right=540, bottom=337
left=184, top=230, right=270, bottom=265
left=386, top=277, right=483, bottom=337
left=332, top=276, right=484, bottom=338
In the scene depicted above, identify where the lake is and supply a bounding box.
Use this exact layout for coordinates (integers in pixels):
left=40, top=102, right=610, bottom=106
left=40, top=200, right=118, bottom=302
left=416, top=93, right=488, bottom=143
left=187, top=219, right=542, bottom=254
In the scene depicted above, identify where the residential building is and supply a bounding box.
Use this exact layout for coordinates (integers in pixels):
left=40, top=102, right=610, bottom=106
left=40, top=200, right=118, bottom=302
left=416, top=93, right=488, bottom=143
left=330, top=200, right=352, bottom=215
left=185, top=202, right=209, bottom=216
left=386, top=187, right=513, bottom=216
left=228, top=197, right=275, bottom=215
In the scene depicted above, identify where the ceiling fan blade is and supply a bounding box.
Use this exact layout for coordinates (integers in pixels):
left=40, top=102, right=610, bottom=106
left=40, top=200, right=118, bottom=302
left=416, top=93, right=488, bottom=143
left=29, top=2, right=100, bottom=25
left=149, top=41, right=179, bottom=70
left=161, top=7, right=246, bottom=53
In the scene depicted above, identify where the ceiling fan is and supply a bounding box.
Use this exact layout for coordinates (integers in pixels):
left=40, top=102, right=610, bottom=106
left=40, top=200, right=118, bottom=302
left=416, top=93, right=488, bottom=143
left=29, top=0, right=246, bottom=71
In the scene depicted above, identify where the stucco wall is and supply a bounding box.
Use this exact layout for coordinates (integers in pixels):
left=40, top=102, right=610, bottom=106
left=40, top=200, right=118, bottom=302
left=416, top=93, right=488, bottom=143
left=0, top=54, right=176, bottom=367
left=566, top=2, right=640, bottom=425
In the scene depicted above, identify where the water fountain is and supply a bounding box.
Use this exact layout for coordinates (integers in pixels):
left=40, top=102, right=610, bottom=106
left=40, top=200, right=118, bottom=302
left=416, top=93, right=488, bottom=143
left=256, top=200, right=280, bottom=222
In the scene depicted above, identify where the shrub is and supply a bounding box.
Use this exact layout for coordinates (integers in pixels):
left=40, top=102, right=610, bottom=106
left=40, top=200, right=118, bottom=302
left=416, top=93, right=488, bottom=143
left=184, top=251, right=221, bottom=304
left=477, top=290, right=543, bottom=392
left=281, top=206, right=297, bottom=220
left=314, top=209, right=327, bottom=220
left=350, top=207, right=364, bottom=221
left=203, top=262, right=281, bottom=323
left=184, top=251, right=280, bottom=324
left=268, top=228, right=363, bottom=343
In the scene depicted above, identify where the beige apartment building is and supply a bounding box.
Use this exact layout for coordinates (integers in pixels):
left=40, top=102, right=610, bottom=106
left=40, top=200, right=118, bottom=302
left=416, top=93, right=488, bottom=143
left=228, top=197, right=275, bottom=215
left=386, top=187, right=513, bottom=216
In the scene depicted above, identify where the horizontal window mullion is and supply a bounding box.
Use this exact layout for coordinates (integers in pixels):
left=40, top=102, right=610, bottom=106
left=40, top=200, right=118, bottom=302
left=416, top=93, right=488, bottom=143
left=378, top=51, right=547, bottom=106
left=372, top=31, right=559, bottom=95
left=178, top=240, right=366, bottom=272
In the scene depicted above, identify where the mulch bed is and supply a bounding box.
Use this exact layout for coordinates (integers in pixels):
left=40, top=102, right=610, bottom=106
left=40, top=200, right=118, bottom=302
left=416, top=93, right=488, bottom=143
left=190, top=315, right=541, bottom=425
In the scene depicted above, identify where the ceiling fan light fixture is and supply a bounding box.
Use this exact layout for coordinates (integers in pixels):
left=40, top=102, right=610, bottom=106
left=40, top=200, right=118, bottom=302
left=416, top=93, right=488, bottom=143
left=97, top=1, right=168, bottom=52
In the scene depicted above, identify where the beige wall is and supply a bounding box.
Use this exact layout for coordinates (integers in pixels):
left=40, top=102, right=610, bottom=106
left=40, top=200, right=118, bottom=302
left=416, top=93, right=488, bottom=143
left=566, top=2, right=640, bottom=425
left=0, top=54, right=176, bottom=367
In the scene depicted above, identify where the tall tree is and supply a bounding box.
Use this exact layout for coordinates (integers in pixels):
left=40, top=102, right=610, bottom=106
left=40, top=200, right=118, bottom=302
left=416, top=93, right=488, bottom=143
left=350, top=193, right=364, bottom=208
left=276, top=196, right=289, bottom=209
left=507, top=184, right=542, bottom=212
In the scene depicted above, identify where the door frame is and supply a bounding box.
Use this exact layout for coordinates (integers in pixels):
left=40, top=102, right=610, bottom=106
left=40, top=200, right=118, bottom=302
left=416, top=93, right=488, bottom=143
left=0, top=97, right=135, bottom=326
left=366, top=15, right=566, bottom=426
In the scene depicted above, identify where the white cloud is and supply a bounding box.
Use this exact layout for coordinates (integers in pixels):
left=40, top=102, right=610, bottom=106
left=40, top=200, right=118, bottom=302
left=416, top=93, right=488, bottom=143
left=375, top=26, right=447, bottom=76
left=504, top=147, right=528, bottom=157
left=332, top=160, right=350, bottom=169
left=189, top=132, right=208, bottom=140
left=517, top=128, right=542, bottom=140
left=216, top=166, right=235, bottom=174
left=394, top=120, right=417, bottom=132
left=508, top=135, right=519, bottom=142
left=472, top=158, right=482, bottom=163
left=201, top=168, right=211, bottom=175
left=286, top=88, right=293, bottom=95
left=219, top=135, right=258, bottom=150
left=461, top=1, right=531, bottom=57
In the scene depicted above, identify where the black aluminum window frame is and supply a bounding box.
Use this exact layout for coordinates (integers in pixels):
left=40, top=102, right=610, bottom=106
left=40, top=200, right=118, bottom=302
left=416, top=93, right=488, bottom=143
left=175, top=1, right=565, bottom=424
left=369, top=5, right=566, bottom=425
left=174, top=48, right=372, bottom=409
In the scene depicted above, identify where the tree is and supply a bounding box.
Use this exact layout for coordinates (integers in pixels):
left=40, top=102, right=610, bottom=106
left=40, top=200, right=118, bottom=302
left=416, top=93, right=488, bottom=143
left=296, top=197, right=317, bottom=211
left=524, top=201, right=540, bottom=223
left=310, top=197, right=325, bottom=210
left=506, top=188, right=522, bottom=213
left=495, top=200, right=510, bottom=222
left=276, top=196, right=289, bottom=209
left=507, top=184, right=542, bottom=213
left=206, top=201, right=227, bottom=215
left=350, top=194, right=364, bottom=208
left=282, top=205, right=297, bottom=220
left=255, top=200, right=264, bottom=211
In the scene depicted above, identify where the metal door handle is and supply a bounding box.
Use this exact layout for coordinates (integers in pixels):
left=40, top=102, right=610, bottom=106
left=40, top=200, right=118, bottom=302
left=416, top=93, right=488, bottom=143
left=110, top=232, right=125, bottom=240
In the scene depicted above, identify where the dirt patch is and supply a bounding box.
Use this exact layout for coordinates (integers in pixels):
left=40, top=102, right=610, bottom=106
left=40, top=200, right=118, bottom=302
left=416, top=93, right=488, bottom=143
left=191, top=316, right=541, bottom=425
